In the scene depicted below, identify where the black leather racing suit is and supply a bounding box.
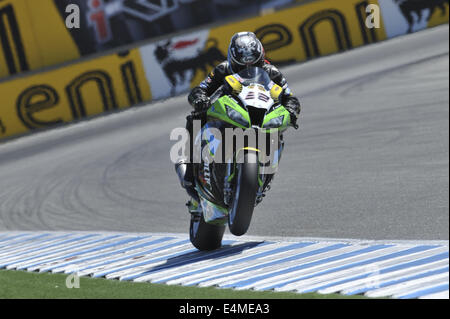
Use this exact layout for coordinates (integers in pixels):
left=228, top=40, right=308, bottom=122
left=188, top=60, right=301, bottom=121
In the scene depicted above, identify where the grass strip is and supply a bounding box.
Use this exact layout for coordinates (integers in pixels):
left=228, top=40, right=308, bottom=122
left=0, top=269, right=368, bottom=299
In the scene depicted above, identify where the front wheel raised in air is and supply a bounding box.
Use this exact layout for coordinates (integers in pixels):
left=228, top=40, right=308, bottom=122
left=190, top=214, right=226, bottom=251
left=228, top=152, right=259, bottom=236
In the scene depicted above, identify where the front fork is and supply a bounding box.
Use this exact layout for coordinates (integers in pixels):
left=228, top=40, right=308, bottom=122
left=224, top=161, right=233, bottom=206
left=250, top=135, right=285, bottom=206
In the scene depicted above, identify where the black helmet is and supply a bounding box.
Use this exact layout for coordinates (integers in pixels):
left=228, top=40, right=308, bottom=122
left=228, top=32, right=265, bottom=73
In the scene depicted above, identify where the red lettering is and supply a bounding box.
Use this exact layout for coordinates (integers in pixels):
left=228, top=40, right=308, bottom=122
left=89, top=11, right=109, bottom=41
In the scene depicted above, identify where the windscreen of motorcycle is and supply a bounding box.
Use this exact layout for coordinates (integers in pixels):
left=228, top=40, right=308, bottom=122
left=234, top=67, right=275, bottom=111
left=237, top=85, right=274, bottom=110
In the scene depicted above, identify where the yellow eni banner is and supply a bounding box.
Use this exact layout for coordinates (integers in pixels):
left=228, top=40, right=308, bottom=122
left=0, top=50, right=151, bottom=139
left=0, top=0, right=79, bottom=79
left=196, top=0, right=387, bottom=85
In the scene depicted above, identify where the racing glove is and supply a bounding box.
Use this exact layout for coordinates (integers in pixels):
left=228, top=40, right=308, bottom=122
left=192, top=95, right=211, bottom=112
left=284, top=98, right=301, bottom=129
left=191, top=95, right=211, bottom=120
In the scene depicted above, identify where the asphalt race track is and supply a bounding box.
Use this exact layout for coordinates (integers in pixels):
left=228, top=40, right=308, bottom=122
left=0, top=25, right=448, bottom=241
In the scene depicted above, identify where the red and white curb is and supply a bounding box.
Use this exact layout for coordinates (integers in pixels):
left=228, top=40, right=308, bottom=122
left=0, top=231, right=448, bottom=299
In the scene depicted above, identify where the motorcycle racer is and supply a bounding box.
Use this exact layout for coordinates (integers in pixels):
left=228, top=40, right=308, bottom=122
left=176, top=31, right=301, bottom=200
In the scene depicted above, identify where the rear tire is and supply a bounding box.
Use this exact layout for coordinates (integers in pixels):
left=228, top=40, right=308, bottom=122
left=228, top=152, right=259, bottom=236
left=190, top=214, right=225, bottom=251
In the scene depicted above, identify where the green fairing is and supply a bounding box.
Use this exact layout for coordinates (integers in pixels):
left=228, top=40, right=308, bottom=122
left=261, top=106, right=291, bottom=133
left=207, top=95, right=288, bottom=190
left=195, top=185, right=228, bottom=226
left=208, top=96, right=250, bottom=129
left=208, top=96, right=290, bottom=132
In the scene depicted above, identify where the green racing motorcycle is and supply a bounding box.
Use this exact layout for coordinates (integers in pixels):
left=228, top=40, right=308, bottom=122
left=188, top=66, right=295, bottom=251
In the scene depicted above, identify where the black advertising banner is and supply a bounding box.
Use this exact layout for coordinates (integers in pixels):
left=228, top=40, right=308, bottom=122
left=53, top=0, right=297, bottom=56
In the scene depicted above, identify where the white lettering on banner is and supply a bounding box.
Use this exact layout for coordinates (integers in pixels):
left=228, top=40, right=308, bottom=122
left=122, top=0, right=179, bottom=22
left=366, top=4, right=381, bottom=29
left=66, top=4, right=81, bottom=29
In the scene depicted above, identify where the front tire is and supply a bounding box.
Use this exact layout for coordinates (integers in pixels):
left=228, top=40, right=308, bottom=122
left=190, top=213, right=226, bottom=251
left=228, top=152, right=259, bottom=236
